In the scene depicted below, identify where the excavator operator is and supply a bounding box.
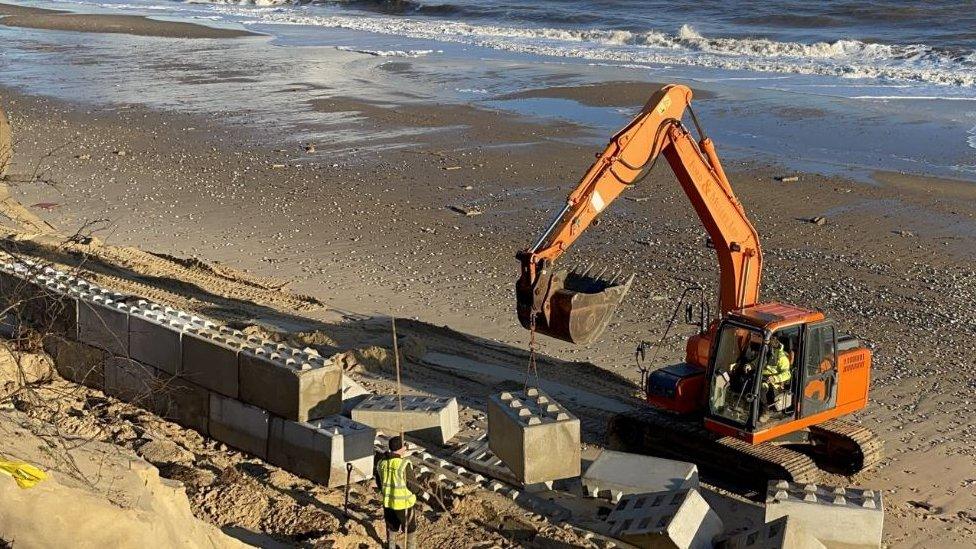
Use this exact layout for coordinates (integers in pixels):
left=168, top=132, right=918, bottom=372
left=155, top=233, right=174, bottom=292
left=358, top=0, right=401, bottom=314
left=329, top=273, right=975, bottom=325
left=728, top=336, right=791, bottom=413
left=759, top=339, right=791, bottom=412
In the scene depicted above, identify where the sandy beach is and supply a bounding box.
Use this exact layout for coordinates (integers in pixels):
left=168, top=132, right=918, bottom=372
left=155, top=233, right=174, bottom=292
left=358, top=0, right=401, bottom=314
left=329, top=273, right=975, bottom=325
left=0, top=4, right=257, bottom=38
left=1, top=1, right=975, bottom=547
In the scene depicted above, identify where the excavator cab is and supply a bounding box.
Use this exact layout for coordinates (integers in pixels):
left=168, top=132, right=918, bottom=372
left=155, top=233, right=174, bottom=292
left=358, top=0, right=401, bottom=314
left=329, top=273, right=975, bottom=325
left=700, top=303, right=872, bottom=444
left=707, top=323, right=784, bottom=427
left=516, top=260, right=634, bottom=345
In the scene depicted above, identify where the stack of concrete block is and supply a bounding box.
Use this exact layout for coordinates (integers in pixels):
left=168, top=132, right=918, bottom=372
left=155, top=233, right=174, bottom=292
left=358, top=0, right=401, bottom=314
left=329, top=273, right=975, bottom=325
left=765, top=481, right=884, bottom=549
left=583, top=449, right=699, bottom=502
left=0, top=257, right=365, bottom=488
left=268, top=415, right=375, bottom=487
left=352, top=394, right=459, bottom=444
left=715, top=516, right=825, bottom=549
left=487, top=387, right=580, bottom=484
left=604, top=489, right=723, bottom=549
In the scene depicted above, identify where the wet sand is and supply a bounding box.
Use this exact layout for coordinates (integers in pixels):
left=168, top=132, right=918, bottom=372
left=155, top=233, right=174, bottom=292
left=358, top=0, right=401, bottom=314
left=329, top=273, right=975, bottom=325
left=1, top=18, right=976, bottom=547
left=0, top=3, right=257, bottom=38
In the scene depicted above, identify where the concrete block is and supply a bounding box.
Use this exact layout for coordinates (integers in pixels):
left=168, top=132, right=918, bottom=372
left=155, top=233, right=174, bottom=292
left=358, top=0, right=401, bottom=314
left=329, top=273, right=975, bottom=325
left=716, top=516, right=826, bottom=549
left=129, top=309, right=182, bottom=376
left=341, top=374, right=371, bottom=414
left=239, top=345, right=341, bottom=422
left=268, top=415, right=375, bottom=487
left=182, top=329, right=240, bottom=398
left=605, top=489, right=724, bottom=549
left=103, top=358, right=209, bottom=435
left=42, top=334, right=107, bottom=389
left=765, top=481, right=883, bottom=549
left=351, top=394, right=459, bottom=444
left=154, top=374, right=211, bottom=435
left=34, top=276, right=80, bottom=332
left=104, top=357, right=158, bottom=405
left=583, top=449, right=698, bottom=502
left=487, top=387, right=580, bottom=484
left=77, top=296, right=130, bottom=355
left=0, top=271, right=78, bottom=335
left=451, top=434, right=522, bottom=486
left=209, top=393, right=269, bottom=459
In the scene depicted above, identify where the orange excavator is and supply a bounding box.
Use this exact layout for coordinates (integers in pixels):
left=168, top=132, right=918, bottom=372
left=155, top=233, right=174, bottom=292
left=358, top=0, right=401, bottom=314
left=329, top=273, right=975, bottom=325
left=516, top=84, right=882, bottom=485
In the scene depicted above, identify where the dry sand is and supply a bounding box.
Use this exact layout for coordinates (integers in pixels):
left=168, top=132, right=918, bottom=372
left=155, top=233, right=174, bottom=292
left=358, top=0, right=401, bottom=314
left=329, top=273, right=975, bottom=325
left=0, top=38, right=974, bottom=547
left=0, top=4, right=257, bottom=39
left=0, top=413, right=246, bottom=548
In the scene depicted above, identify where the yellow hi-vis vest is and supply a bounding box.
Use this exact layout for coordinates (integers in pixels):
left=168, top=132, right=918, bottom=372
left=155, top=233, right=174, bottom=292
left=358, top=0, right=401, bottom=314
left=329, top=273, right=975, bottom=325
left=762, top=348, right=792, bottom=385
left=378, top=457, right=416, bottom=510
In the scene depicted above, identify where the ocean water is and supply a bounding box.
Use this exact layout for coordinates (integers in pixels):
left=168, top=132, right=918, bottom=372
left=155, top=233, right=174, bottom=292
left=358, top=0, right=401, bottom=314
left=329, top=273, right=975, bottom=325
left=41, top=0, right=975, bottom=91
left=176, top=0, right=976, bottom=88
left=7, top=0, right=976, bottom=179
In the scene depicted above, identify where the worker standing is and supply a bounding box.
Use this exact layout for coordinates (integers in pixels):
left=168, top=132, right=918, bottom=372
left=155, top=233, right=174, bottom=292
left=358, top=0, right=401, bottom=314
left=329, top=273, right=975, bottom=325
left=375, top=436, right=417, bottom=549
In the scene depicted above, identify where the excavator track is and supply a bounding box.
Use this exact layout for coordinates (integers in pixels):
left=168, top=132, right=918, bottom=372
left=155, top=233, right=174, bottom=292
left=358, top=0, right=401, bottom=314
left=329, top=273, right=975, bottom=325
left=807, top=418, right=884, bottom=475
left=607, top=409, right=820, bottom=490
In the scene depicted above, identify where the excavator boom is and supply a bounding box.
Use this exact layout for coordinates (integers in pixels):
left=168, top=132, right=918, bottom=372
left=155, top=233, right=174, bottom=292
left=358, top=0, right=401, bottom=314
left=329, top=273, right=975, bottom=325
left=517, top=84, right=763, bottom=344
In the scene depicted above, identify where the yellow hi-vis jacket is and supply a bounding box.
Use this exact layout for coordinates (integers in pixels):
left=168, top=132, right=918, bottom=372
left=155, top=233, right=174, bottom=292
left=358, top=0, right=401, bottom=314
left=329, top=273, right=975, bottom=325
left=378, top=457, right=416, bottom=510
left=762, top=348, right=792, bottom=385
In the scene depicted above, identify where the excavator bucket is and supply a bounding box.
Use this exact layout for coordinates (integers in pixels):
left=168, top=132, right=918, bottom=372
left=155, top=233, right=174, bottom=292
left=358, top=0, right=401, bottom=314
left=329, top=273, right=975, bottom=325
left=517, top=265, right=634, bottom=345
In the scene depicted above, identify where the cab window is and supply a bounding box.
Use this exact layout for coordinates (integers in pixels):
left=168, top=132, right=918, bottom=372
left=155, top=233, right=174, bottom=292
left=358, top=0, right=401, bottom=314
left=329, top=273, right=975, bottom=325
left=708, top=324, right=763, bottom=426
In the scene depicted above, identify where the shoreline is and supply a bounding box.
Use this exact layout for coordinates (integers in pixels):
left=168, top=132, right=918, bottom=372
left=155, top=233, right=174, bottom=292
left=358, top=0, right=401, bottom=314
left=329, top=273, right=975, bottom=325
left=1, top=3, right=973, bottom=182
left=0, top=3, right=258, bottom=39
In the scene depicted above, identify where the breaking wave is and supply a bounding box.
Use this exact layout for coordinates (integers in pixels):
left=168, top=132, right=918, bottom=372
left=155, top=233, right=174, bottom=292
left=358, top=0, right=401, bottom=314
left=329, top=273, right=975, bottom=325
left=189, top=3, right=975, bottom=87
left=335, top=46, right=438, bottom=57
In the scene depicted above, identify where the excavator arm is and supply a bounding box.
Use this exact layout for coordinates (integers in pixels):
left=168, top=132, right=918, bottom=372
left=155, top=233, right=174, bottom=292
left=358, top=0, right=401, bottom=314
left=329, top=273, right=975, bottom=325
left=516, top=84, right=763, bottom=344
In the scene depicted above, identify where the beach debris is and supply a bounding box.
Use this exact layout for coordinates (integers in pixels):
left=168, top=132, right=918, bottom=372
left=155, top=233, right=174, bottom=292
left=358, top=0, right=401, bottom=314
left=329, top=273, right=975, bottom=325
left=809, top=216, right=827, bottom=226
left=775, top=175, right=799, bottom=182
left=272, top=163, right=286, bottom=169
left=461, top=185, right=474, bottom=190
left=30, top=202, right=59, bottom=211
left=304, top=143, right=316, bottom=153
left=626, top=196, right=651, bottom=203
left=450, top=205, right=482, bottom=217
left=894, top=230, right=915, bottom=237
left=75, top=154, right=91, bottom=160
left=444, top=166, right=462, bottom=171
left=113, top=150, right=127, bottom=156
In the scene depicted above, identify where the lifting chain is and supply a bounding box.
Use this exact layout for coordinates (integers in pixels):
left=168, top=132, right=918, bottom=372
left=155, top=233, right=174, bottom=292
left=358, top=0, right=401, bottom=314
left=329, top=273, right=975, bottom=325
left=524, top=310, right=540, bottom=390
